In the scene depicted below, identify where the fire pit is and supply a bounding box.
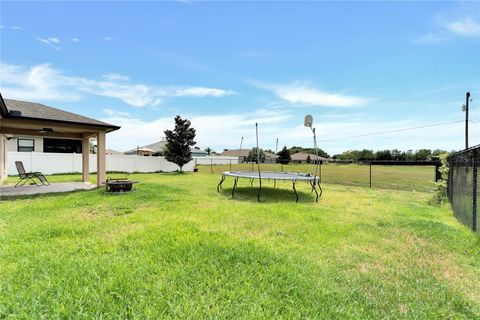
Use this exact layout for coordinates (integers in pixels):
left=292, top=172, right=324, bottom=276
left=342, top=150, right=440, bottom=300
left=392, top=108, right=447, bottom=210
left=105, top=177, right=139, bottom=193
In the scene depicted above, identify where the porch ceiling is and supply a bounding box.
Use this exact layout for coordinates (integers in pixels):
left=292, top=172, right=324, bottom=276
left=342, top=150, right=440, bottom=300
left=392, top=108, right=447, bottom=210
left=0, top=118, right=101, bottom=138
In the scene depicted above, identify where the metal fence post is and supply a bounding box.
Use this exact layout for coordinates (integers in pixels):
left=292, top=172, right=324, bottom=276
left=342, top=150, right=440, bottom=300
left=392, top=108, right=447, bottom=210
left=473, top=149, right=478, bottom=232
left=369, top=163, right=372, bottom=188
left=210, top=158, right=213, bottom=174
left=229, top=159, right=232, bottom=171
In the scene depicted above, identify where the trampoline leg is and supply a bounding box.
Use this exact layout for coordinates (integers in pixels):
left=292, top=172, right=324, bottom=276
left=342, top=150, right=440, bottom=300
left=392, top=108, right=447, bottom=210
left=217, top=175, right=226, bottom=192
left=318, top=180, right=323, bottom=199
left=274, top=179, right=276, bottom=188
left=250, top=178, right=253, bottom=186
left=311, top=180, right=319, bottom=202
left=232, top=177, right=238, bottom=198
left=293, top=181, right=298, bottom=202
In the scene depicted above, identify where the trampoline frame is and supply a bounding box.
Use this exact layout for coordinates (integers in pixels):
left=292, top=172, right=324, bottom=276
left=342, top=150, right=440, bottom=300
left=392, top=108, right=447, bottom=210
left=217, top=171, right=322, bottom=202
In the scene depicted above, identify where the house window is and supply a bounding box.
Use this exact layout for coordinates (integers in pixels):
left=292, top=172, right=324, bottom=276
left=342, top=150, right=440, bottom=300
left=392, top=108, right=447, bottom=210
left=43, top=138, right=82, bottom=153
left=17, top=139, right=35, bottom=152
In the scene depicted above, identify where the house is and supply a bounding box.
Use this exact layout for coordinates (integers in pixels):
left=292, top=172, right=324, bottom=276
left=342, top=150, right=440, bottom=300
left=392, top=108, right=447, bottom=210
left=125, top=140, right=208, bottom=157
left=106, top=149, right=124, bottom=156
left=291, top=152, right=329, bottom=164
left=220, top=149, right=278, bottom=163
left=0, top=95, right=120, bottom=186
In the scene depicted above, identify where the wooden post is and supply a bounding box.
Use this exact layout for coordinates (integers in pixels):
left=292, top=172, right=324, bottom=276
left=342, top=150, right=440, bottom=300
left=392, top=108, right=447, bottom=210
left=96, top=131, right=106, bottom=186
left=82, top=136, right=90, bottom=182
left=0, top=134, right=7, bottom=184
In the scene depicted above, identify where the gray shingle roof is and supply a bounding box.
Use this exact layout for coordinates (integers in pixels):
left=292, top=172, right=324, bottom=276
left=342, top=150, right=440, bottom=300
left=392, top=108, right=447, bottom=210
left=3, top=99, right=120, bottom=131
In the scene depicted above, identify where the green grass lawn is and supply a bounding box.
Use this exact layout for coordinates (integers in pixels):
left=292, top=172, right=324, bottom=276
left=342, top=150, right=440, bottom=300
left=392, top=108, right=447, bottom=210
left=197, top=163, right=437, bottom=192
left=1, top=173, right=479, bottom=319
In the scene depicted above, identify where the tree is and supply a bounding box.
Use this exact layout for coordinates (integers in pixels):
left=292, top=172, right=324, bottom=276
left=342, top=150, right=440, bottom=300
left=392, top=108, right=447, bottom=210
left=277, top=146, right=291, bottom=164
left=163, top=115, right=196, bottom=172
left=306, top=155, right=311, bottom=164
left=375, top=150, right=392, bottom=161
left=247, top=147, right=266, bottom=163
left=205, top=147, right=213, bottom=155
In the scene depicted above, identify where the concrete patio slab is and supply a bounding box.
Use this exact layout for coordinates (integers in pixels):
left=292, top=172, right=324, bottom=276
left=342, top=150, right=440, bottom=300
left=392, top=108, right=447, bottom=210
left=0, top=182, right=96, bottom=197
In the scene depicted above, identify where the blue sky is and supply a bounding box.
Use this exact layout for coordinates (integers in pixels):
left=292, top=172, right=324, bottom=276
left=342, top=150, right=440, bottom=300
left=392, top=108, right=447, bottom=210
left=1, top=1, right=479, bottom=154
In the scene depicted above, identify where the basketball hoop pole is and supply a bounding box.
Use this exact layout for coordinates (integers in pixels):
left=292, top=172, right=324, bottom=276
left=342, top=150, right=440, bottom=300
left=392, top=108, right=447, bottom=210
left=237, top=136, right=244, bottom=171
left=304, top=114, right=320, bottom=184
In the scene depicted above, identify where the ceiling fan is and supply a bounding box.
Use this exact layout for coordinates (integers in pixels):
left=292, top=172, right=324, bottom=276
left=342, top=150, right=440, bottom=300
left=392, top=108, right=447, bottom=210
left=36, top=128, right=65, bottom=134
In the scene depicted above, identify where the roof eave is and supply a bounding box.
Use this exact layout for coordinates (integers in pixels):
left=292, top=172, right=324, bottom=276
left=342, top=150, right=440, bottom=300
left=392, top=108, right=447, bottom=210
left=6, top=114, right=121, bottom=132
left=0, top=93, right=9, bottom=117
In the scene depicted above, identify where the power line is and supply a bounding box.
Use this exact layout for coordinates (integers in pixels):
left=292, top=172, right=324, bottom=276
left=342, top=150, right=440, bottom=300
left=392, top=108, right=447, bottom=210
left=318, top=119, right=478, bottom=142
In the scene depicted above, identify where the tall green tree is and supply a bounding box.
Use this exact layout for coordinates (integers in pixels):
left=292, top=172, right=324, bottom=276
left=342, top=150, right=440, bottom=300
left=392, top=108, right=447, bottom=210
left=164, top=116, right=196, bottom=172
left=247, top=147, right=266, bottom=163
left=277, top=146, right=291, bottom=164
left=205, top=147, right=213, bottom=155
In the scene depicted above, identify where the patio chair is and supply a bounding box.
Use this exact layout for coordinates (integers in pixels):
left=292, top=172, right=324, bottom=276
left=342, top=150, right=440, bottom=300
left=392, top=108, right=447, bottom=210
left=14, top=161, right=50, bottom=187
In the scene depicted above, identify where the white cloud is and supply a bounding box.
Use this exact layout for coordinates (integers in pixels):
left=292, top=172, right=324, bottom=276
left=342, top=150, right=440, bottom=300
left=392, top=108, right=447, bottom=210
left=446, top=17, right=480, bottom=37
left=71, top=38, right=79, bottom=42
left=103, top=36, right=112, bottom=41
left=416, top=17, right=480, bottom=44
left=103, top=108, right=130, bottom=118
left=172, top=87, right=235, bottom=97
left=255, top=81, right=370, bottom=107
left=0, top=25, right=4, bottom=29
left=413, top=32, right=448, bottom=44
left=102, top=109, right=292, bottom=151
left=101, top=107, right=477, bottom=154
left=11, top=26, right=22, bottom=30
left=102, top=73, right=130, bottom=81
left=0, top=63, right=235, bottom=107
left=48, top=37, right=60, bottom=43
left=36, top=37, right=61, bottom=45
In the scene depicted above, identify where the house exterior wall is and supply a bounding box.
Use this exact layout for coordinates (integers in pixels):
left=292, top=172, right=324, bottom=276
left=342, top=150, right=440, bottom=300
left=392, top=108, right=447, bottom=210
left=7, top=135, right=44, bottom=152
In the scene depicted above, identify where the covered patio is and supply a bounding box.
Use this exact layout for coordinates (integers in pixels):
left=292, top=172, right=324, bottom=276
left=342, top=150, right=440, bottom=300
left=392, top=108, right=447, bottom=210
left=0, top=94, right=120, bottom=189
left=0, top=182, right=96, bottom=197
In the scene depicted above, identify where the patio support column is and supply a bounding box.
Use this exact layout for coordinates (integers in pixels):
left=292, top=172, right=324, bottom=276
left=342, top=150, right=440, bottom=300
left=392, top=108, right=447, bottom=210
left=0, top=134, right=7, bottom=184
left=82, top=135, right=89, bottom=183
left=96, top=131, right=106, bottom=186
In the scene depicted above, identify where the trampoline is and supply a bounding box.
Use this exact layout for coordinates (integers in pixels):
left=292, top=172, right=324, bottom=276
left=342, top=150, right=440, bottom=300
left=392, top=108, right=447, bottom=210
left=217, top=171, right=322, bottom=202
left=217, top=116, right=323, bottom=203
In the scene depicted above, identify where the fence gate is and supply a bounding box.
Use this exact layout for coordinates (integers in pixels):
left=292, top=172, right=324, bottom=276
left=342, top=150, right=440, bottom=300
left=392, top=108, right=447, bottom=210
left=448, top=145, right=479, bottom=232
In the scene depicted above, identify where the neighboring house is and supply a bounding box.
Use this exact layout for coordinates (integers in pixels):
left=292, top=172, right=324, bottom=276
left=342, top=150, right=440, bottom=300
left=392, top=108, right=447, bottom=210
left=106, top=149, right=124, bottom=156
left=125, top=140, right=207, bottom=157
left=291, top=152, right=329, bottom=164
left=0, top=94, right=120, bottom=186
left=191, top=147, right=208, bottom=157
left=220, top=149, right=278, bottom=163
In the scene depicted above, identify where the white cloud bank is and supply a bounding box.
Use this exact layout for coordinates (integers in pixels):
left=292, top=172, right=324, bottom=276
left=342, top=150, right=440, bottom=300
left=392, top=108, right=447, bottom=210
left=100, top=106, right=476, bottom=154
left=446, top=17, right=480, bottom=37
left=254, top=81, right=370, bottom=107
left=0, top=63, right=235, bottom=107
left=415, top=17, right=480, bottom=44
left=102, top=109, right=292, bottom=151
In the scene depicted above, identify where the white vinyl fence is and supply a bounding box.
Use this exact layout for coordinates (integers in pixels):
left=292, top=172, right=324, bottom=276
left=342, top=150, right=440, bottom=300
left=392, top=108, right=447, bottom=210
left=7, top=152, right=196, bottom=175
left=194, top=156, right=239, bottom=165
left=7, top=152, right=239, bottom=175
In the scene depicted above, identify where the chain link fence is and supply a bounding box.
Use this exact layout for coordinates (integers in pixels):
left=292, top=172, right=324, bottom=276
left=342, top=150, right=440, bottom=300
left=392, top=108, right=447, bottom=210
left=448, top=145, right=479, bottom=232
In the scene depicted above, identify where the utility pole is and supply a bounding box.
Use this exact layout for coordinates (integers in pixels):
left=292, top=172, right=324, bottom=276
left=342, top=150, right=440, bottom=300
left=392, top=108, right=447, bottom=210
left=463, top=92, right=471, bottom=149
